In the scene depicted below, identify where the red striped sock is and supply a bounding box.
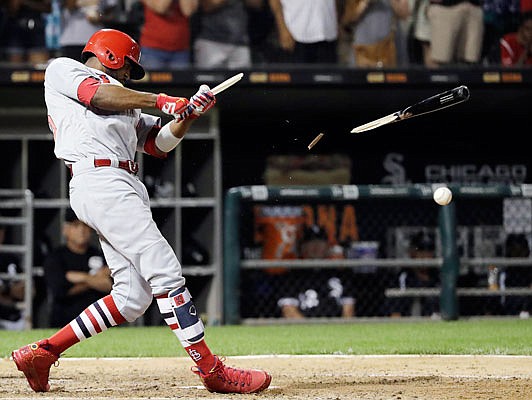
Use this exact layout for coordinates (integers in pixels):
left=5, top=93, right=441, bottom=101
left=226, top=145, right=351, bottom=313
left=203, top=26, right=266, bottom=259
left=48, top=295, right=126, bottom=355
left=47, top=324, right=79, bottom=355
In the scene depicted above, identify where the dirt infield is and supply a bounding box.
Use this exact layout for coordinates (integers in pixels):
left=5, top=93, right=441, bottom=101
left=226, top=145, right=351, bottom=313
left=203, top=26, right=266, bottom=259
left=1, top=355, right=531, bottom=399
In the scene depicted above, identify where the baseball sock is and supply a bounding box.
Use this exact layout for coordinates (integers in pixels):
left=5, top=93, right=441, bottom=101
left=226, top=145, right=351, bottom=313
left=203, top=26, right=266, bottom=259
left=156, top=288, right=216, bottom=372
left=47, top=294, right=126, bottom=355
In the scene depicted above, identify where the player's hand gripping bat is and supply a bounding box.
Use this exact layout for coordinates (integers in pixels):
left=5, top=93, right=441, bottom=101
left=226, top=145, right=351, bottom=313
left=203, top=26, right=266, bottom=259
left=187, top=73, right=244, bottom=119
left=350, top=85, right=470, bottom=133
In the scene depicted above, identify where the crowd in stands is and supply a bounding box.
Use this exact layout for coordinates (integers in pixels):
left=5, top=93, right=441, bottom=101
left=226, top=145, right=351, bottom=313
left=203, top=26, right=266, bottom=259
left=0, top=0, right=531, bottom=69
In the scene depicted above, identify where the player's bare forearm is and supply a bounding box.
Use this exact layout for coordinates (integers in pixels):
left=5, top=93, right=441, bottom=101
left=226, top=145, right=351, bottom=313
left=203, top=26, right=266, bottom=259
left=91, top=84, right=159, bottom=111
left=170, top=117, right=193, bottom=139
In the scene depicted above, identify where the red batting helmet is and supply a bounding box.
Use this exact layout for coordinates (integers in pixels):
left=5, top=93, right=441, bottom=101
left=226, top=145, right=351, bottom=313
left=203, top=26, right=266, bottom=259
left=81, top=29, right=145, bottom=80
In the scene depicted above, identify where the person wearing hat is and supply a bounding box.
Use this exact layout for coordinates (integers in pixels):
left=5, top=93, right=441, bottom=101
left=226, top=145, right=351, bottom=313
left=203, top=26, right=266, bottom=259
left=387, top=230, right=440, bottom=318
left=43, top=209, right=112, bottom=328
left=277, top=224, right=355, bottom=319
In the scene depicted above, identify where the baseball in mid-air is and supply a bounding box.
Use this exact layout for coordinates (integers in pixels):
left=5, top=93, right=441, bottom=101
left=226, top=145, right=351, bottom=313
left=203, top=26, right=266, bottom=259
left=433, top=187, right=452, bottom=206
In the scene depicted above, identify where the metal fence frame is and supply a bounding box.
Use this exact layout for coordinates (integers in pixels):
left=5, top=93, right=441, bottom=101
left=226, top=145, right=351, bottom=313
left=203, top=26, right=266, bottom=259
left=0, top=189, right=34, bottom=329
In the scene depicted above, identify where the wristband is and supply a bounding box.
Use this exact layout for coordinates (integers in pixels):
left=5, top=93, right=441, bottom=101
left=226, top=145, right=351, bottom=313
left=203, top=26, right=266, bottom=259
left=155, top=122, right=182, bottom=152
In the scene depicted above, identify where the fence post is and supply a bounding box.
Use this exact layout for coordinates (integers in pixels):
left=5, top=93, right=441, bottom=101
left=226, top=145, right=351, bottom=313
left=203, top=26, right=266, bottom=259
left=223, top=188, right=242, bottom=325
left=438, top=202, right=459, bottom=320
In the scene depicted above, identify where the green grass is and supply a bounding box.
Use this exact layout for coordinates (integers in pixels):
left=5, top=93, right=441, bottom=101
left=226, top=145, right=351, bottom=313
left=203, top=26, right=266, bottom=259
left=1, top=319, right=531, bottom=358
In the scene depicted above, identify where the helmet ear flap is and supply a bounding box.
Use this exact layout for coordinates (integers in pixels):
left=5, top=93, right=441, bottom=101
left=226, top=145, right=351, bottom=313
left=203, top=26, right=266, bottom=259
left=105, top=49, right=120, bottom=67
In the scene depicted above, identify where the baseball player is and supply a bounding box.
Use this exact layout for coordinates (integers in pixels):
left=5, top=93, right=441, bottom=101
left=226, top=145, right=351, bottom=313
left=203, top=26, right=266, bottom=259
left=11, top=28, right=271, bottom=394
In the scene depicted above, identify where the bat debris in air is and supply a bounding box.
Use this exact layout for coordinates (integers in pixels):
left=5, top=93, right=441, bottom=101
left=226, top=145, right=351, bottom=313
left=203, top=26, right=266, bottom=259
left=307, top=133, right=324, bottom=150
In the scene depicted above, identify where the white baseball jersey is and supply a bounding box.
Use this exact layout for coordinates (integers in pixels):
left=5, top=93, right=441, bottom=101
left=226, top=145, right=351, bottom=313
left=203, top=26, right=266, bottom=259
left=45, top=57, right=159, bottom=164
left=44, top=57, right=185, bottom=322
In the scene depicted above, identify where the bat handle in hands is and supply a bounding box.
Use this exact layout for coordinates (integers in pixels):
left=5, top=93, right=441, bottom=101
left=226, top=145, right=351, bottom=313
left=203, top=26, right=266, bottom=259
left=188, top=84, right=216, bottom=120
left=155, top=93, right=191, bottom=122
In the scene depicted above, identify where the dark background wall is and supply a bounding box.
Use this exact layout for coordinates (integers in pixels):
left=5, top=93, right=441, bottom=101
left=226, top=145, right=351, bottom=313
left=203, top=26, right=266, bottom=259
left=1, top=70, right=531, bottom=189
left=215, top=83, right=531, bottom=189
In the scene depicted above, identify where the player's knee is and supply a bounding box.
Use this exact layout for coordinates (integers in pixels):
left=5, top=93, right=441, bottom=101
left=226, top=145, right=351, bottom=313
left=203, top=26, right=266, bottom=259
left=112, top=288, right=152, bottom=322
left=168, top=286, right=205, bottom=346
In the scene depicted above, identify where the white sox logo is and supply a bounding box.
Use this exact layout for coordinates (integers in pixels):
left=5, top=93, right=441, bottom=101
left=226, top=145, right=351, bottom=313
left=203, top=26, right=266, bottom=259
left=188, top=349, right=202, bottom=361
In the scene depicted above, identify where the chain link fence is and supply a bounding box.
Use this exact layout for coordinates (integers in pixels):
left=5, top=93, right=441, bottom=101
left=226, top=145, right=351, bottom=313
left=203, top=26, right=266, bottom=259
left=224, top=185, right=532, bottom=323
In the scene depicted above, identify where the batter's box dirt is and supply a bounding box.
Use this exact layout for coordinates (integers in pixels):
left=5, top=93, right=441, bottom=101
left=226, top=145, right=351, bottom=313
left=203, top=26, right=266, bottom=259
left=1, top=355, right=531, bottom=399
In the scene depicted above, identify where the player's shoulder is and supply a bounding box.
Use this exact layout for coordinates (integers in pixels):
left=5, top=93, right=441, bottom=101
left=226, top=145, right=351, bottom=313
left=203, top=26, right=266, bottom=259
left=45, top=57, right=92, bottom=79
left=47, top=57, right=84, bottom=70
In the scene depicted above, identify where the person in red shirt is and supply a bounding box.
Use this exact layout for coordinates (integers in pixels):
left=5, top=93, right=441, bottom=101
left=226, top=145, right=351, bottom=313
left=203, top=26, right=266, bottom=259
left=139, top=0, right=199, bottom=69
left=500, top=12, right=532, bottom=66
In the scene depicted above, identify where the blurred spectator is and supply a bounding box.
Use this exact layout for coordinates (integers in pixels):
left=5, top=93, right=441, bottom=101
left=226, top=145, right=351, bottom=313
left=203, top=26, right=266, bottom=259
left=0, top=223, right=26, bottom=330
left=239, top=204, right=303, bottom=318
left=59, top=0, right=119, bottom=61
left=387, top=230, right=440, bottom=318
left=107, top=0, right=145, bottom=40
left=427, top=0, right=484, bottom=66
left=277, top=225, right=355, bottom=319
left=0, top=0, right=51, bottom=65
left=340, top=0, right=410, bottom=68
left=407, top=0, right=437, bottom=67
left=269, top=0, right=339, bottom=64
left=500, top=233, right=531, bottom=318
left=246, top=0, right=275, bottom=64
left=500, top=11, right=532, bottom=66
left=43, top=209, right=112, bottom=328
left=44, top=0, right=62, bottom=59
left=192, top=0, right=262, bottom=69
left=481, top=0, right=521, bottom=65
left=139, top=0, right=198, bottom=70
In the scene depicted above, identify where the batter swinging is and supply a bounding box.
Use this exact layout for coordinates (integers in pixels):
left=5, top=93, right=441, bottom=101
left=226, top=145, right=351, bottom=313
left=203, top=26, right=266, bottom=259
left=11, top=29, right=271, bottom=394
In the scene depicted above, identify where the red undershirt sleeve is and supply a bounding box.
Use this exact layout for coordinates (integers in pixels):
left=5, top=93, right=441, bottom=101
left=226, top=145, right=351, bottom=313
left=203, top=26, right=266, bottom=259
left=144, top=127, right=168, bottom=159
left=77, top=77, right=102, bottom=106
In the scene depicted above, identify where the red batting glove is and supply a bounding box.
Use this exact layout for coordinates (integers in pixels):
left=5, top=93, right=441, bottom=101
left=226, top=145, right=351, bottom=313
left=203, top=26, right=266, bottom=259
left=156, top=94, right=191, bottom=121
left=188, top=85, right=216, bottom=120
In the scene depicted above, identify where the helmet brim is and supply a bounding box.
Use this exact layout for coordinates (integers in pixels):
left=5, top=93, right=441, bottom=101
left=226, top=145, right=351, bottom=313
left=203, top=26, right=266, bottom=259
left=128, top=57, right=145, bottom=80
left=82, top=52, right=145, bottom=80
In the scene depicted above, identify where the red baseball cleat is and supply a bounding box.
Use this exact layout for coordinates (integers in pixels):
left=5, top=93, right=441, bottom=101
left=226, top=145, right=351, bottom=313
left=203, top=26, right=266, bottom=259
left=192, top=356, right=272, bottom=394
left=11, top=339, right=59, bottom=392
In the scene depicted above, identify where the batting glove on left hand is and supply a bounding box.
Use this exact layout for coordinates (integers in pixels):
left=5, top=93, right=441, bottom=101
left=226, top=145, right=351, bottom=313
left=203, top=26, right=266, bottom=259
left=188, top=85, right=216, bottom=120
left=155, top=94, right=192, bottom=122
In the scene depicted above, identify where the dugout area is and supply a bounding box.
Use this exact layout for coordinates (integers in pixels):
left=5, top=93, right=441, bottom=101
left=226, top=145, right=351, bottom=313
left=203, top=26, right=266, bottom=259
left=0, top=67, right=531, bottom=327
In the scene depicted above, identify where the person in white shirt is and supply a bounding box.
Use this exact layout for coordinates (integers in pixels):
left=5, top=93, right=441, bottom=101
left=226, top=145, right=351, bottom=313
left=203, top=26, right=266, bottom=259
left=269, top=0, right=340, bottom=63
